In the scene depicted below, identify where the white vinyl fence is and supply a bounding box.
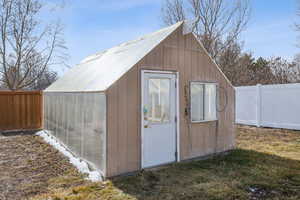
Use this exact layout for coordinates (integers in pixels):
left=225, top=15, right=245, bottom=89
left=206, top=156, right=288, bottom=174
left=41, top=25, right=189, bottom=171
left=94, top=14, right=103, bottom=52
left=235, top=83, right=300, bottom=130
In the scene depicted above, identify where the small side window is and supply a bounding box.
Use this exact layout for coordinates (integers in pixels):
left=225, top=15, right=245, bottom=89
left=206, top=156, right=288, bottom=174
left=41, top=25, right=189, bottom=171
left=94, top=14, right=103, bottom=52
left=190, top=82, right=217, bottom=122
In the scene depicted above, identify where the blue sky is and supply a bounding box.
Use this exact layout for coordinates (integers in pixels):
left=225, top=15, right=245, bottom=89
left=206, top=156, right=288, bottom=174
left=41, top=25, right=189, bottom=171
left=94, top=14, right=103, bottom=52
left=46, top=0, right=300, bottom=74
left=241, top=0, right=298, bottom=60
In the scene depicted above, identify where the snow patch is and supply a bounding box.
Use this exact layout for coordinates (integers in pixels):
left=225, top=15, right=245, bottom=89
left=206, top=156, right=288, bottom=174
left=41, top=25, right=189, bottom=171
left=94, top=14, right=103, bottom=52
left=36, top=130, right=102, bottom=182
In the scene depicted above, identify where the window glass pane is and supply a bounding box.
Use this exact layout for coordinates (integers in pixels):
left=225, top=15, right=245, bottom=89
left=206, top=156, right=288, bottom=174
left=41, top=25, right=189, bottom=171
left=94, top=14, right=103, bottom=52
left=191, top=83, right=204, bottom=121
left=205, top=84, right=217, bottom=120
left=148, top=78, right=170, bottom=123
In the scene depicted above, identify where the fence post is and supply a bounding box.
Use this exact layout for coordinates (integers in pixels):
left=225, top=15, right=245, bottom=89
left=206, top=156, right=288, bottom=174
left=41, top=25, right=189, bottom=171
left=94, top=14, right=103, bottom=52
left=256, top=84, right=261, bottom=127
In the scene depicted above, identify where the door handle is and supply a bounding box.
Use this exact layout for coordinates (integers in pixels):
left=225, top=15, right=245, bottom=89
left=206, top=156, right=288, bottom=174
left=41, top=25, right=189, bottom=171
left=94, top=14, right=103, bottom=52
left=144, top=125, right=149, bottom=128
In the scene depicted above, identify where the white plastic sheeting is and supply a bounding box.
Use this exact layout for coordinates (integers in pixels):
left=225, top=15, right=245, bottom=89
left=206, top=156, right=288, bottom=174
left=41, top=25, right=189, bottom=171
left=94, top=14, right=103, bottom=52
left=45, top=22, right=183, bottom=92
left=36, top=130, right=102, bottom=182
left=44, top=92, right=106, bottom=174
left=236, top=83, right=300, bottom=130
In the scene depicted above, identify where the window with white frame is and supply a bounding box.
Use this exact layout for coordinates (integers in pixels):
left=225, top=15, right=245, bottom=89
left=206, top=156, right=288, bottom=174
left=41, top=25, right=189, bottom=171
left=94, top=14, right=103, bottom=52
left=190, top=82, right=217, bottom=122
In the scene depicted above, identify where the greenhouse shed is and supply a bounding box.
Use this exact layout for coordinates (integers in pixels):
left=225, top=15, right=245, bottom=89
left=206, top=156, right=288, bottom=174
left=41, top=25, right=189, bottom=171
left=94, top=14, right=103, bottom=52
left=44, top=21, right=235, bottom=178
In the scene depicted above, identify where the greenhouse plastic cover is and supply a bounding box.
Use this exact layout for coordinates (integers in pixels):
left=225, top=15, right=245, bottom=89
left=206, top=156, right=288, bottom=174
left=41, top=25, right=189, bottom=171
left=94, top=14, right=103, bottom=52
left=36, top=130, right=103, bottom=181
left=44, top=92, right=106, bottom=174
left=46, top=22, right=183, bottom=92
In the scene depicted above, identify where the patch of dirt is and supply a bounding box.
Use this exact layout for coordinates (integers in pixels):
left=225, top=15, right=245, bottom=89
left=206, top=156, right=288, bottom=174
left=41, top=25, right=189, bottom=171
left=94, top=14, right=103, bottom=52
left=0, top=134, right=80, bottom=200
left=247, top=185, right=280, bottom=200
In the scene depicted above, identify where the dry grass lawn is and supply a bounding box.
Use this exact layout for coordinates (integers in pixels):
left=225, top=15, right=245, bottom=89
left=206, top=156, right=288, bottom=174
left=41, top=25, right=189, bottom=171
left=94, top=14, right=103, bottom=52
left=237, top=125, right=300, bottom=160
left=1, top=125, right=299, bottom=200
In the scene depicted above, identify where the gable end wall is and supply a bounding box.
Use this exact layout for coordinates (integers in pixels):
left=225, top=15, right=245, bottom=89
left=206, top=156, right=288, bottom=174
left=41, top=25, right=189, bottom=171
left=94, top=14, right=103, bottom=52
left=106, top=25, right=235, bottom=177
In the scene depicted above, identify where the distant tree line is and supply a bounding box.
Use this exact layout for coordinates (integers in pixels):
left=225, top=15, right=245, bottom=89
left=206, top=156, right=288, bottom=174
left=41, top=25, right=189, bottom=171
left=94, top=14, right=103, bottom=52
left=218, top=41, right=300, bottom=86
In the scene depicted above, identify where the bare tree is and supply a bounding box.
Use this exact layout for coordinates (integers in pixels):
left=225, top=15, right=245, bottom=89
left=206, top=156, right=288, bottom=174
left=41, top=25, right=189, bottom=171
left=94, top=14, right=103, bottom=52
left=161, top=0, right=251, bottom=60
left=272, top=56, right=300, bottom=83
left=230, top=56, right=300, bottom=87
left=30, top=68, right=57, bottom=90
left=0, top=0, right=66, bottom=90
left=217, top=40, right=252, bottom=86
left=292, top=55, right=300, bottom=82
left=162, top=0, right=186, bottom=25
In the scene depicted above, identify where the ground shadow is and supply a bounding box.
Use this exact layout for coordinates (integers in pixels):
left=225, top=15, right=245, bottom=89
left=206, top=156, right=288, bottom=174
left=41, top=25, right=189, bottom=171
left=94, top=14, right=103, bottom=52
left=1, top=129, right=39, bottom=136
left=111, top=149, right=300, bottom=200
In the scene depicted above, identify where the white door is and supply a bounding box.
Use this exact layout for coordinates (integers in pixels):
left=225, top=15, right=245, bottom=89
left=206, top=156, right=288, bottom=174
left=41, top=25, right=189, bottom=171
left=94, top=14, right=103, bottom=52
left=142, top=71, right=177, bottom=168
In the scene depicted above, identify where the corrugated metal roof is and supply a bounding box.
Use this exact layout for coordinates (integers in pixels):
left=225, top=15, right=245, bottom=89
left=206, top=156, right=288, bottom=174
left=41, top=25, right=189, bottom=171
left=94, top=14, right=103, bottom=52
left=46, top=22, right=183, bottom=92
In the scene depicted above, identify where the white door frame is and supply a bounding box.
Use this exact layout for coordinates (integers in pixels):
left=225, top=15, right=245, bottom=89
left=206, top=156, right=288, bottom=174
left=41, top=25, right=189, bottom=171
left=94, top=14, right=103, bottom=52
left=141, top=69, right=180, bottom=169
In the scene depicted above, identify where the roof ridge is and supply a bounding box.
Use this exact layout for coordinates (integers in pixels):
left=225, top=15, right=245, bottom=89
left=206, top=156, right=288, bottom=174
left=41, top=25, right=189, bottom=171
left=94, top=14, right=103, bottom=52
left=80, top=21, right=183, bottom=65
left=46, top=21, right=183, bottom=92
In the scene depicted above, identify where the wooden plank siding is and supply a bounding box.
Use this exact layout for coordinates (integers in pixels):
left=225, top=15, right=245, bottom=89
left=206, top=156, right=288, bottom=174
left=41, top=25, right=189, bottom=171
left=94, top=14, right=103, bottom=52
left=106, top=25, right=235, bottom=177
left=0, top=91, right=43, bottom=131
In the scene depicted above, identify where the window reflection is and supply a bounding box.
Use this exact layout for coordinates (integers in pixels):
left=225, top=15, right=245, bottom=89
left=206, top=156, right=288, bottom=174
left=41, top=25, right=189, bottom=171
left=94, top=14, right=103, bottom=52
left=190, top=82, right=217, bottom=122
left=191, top=83, right=204, bottom=121
left=148, top=78, right=170, bottom=123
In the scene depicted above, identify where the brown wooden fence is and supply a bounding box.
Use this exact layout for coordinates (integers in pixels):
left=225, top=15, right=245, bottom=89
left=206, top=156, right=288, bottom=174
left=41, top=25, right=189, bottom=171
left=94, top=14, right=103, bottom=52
left=0, top=91, right=43, bottom=131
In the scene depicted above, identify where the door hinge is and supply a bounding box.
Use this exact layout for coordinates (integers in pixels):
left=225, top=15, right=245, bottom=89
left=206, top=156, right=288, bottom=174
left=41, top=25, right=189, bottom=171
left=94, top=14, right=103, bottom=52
left=175, top=151, right=178, bottom=159
left=175, top=81, right=177, bottom=88
left=175, top=116, right=177, bottom=123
